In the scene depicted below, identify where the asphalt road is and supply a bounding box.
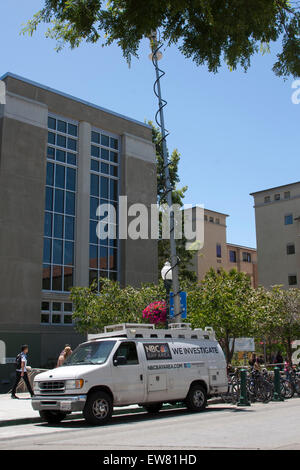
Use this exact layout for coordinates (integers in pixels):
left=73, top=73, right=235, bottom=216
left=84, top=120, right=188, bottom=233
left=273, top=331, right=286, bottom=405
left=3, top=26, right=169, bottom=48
left=0, top=399, right=300, bottom=450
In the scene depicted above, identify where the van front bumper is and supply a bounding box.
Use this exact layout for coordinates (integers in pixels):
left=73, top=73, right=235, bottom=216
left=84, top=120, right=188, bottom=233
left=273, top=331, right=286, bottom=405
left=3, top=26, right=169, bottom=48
left=32, top=395, right=87, bottom=413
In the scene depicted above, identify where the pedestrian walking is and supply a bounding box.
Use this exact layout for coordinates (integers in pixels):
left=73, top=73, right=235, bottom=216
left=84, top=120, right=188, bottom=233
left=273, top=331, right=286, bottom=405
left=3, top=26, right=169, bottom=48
left=275, top=351, right=284, bottom=370
left=11, top=345, right=34, bottom=399
left=57, top=345, right=72, bottom=367
left=248, top=353, right=256, bottom=367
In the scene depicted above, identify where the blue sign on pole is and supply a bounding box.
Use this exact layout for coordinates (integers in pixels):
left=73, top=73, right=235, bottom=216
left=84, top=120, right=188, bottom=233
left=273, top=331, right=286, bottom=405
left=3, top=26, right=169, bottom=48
left=169, top=291, right=187, bottom=319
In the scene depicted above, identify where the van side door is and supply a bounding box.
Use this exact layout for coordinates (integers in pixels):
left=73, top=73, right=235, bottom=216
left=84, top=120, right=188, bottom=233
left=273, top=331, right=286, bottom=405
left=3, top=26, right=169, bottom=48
left=111, top=341, right=146, bottom=405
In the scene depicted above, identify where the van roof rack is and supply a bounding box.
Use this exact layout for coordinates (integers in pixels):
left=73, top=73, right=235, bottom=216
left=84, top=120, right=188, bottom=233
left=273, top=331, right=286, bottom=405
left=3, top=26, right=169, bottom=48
left=88, top=323, right=215, bottom=341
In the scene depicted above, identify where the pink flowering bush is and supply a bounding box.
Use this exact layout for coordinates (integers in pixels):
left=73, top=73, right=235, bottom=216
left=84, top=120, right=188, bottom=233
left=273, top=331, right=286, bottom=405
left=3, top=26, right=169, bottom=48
left=143, top=301, right=167, bottom=325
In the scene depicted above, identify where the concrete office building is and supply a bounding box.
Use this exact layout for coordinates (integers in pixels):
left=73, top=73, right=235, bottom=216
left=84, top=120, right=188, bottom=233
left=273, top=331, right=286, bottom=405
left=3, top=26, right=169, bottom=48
left=187, top=207, right=257, bottom=287
left=251, top=182, right=300, bottom=288
left=0, top=73, right=157, bottom=367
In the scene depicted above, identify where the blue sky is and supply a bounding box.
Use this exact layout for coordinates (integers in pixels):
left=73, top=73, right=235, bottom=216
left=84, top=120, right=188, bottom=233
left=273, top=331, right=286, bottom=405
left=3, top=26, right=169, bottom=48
left=1, top=1, right=299, bottom=248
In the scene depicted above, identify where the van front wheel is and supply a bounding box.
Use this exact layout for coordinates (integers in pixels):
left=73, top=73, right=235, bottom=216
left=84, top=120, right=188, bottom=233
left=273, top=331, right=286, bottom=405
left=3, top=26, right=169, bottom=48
left=185, top=385, right=207, bottom=412
left=83, top=391, right=113, bottom=425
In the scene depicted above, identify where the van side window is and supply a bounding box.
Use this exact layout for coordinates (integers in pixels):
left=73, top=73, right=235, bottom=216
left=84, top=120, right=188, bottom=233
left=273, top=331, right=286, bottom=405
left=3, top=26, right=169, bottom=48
left=114, top=342, right=139, bottom=365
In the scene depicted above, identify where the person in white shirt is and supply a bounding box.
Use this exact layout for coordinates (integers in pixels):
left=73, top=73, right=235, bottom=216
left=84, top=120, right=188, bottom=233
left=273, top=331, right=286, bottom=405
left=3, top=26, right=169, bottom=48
left=11, top=345, right=34, bottom=399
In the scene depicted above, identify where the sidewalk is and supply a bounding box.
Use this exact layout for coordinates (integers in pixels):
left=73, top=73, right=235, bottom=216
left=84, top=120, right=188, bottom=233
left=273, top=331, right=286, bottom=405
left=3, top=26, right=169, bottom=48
left=0, top=393, right=222, bottom=427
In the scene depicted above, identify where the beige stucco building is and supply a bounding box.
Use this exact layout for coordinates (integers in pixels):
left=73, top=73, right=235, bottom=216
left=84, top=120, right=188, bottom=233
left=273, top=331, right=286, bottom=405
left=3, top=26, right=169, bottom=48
left=251, top=182, right=300, bottom=288
left=188, top=207, right=257, bottom=287
left=0, top=73, right=157, bottom=367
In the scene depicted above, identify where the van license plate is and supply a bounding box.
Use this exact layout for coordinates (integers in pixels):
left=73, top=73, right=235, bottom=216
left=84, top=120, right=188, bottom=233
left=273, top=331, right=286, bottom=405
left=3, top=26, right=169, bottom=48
left=60, top=401, right=71, bottom=411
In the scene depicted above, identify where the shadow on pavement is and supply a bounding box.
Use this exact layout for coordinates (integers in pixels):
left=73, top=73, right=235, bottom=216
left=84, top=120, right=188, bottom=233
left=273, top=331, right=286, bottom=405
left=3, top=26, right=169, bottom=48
left=35, top=404, right=253, bottom=430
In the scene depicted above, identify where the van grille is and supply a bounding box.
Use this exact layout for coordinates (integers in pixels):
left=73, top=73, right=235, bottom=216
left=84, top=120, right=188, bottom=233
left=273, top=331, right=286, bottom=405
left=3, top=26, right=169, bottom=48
left=39, top=381, right=65, bottom=393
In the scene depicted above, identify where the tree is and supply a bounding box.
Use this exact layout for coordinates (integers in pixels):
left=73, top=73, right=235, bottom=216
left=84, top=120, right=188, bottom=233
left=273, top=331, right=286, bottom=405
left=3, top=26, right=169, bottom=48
left=187, top=268, right=258, bottom=363
left=255, top=286, right=300, bottom=363
left=149, top=122, right=197, bottom=283
left=70, top=277, right=165, bottom=333
left=24, top=1, right=300, bottom=78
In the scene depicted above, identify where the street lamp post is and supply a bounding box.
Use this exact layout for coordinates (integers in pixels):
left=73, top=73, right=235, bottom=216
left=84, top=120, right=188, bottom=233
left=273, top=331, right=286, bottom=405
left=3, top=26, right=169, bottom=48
left=149, top=31, right=181, bottom=321
left=161, top=261, right=173, bottom=329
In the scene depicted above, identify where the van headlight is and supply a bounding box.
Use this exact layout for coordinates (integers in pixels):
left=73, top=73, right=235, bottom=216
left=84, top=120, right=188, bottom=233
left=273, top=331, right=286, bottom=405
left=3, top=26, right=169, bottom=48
left=65, top=379, right=84, bottom=390
left=33, top=381, right=40, bottom=391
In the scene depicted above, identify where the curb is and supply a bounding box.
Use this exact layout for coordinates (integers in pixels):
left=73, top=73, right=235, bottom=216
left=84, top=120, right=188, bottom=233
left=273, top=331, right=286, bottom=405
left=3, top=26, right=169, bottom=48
left=0, top=399, right=223, bottom=428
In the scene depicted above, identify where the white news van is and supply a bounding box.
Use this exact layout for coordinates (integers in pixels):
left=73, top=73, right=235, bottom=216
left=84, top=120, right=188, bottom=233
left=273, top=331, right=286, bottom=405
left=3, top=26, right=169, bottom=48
left=32, top=323, right=227, bottom=425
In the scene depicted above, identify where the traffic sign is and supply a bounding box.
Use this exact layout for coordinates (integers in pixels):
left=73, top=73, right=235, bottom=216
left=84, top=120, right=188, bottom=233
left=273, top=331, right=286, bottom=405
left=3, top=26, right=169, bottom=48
left=169, top=291, right=187, bottom=319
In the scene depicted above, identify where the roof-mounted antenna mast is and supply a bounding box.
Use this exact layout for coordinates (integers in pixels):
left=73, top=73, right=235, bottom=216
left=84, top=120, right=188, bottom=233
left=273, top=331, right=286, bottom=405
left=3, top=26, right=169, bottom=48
left=148, top=31, right=181, bottom=321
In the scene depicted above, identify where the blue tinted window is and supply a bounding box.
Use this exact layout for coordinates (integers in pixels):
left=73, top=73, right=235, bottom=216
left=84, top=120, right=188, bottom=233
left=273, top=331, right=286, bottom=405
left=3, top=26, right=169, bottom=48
left=55, top=164, right=65, bottom=189
left=43, top=238, right=51, bottom=263
left=48, top=117, right=56, bottom=130
left=65, top=216, right=74, bottom=240
left=67, top=152, right=76, bottom=166
left=54, top=214, right=63, bottom=238
left=57, top=134, right=66, bottom=148
left=90, top=197, right=99, bottom=220
left=53, top=239, right=63, bottom=264
left=100, top=246, right=108, bottom=269
left=91, top=131, right=100, bottom=144
left=91, top=145, right=99, bottom=158
left=54, top=189, right=64, bottom=213
left=68, top=123, right=77, bottom=137
left=110, top=248, right=117, bottom=270
left=66, top=191, right=75, bottom=215
left=110, top=137, right=118, bottom=150
left=57, top=120, right=66, bottom=133
left=110, top=151, right=118, bottom=163
left=101, top=148, right=109, bottom=161
left=110, top=179, right=118, bottom=201
left=64, top=241, right=74, bottom=265
left=56, top=149, right=66, bottom=162
left=44, top=212, right=52, bottom=237
left=90, top=220, right=98, bottom=244
left=46, top=162, right=54, bottom=186
left=52, top=266, right=62, bottom=291
left=45, top=187, right=53, bottom=211
left=89, top=244, right=98, bottom=268
left=101, top=134, right=109, bottom=147
left=229, top=250, right=236, bottom=262
left=100, top=177, right=109, bottom=199
left=91, top=174, right=99, bottom=196
left=47, top=146, right=55, bottom=159
left=66, top=167, right=76, bottom=191
left=101, top=163, right=109, bottom=174
left=91, top=159, right=99, bottom=172
left=110, top=165, right=118, bottom=177
left=44, top=115, right=77, bottom=297
left=67, top=138, right=77, bottom=152
left=285, top=214, right=293, bottom=225
left=216, top=244, right=222, bottom=258
left=64, top=269, right=73, bottom=291
left=48, top=132, right=55, bottom=145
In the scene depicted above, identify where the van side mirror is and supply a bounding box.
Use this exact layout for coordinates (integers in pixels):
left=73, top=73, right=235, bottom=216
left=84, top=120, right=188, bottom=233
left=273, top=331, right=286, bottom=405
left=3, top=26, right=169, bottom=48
left=113, top=355, right=127, bottom=366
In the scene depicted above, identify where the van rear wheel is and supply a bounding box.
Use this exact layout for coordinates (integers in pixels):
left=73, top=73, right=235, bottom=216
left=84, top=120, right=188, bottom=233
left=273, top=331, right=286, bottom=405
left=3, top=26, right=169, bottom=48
left=83, top=391, right=113, bottom=425
left=185, top=385, right=207, bottom=412
left=39, top=410, right=67, bottom=424
left=143, top=403, right=162, bottom=414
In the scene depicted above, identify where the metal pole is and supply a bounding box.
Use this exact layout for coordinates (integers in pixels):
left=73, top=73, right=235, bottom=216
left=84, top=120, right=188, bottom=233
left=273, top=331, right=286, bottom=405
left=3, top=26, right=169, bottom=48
left=237, top=369, right=251, bottom=407
left=151, top=39, right=181, bottom=321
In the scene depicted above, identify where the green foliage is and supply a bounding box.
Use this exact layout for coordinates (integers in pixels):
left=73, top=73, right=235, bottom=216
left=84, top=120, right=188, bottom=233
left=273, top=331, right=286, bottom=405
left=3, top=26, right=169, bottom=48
left=254, top=285, right=300, bottom=362
left=71, top=271, right=300, bottom=365
left=23, top=1, right=300, bottom=78
left=187, top=268, right=259, bottom=363
left=70, top=277, right=165, bottom=333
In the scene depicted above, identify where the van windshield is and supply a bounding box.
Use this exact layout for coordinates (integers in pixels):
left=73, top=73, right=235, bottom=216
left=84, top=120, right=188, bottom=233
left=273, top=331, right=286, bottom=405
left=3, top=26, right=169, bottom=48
left=63, top=340, right=116, bottom=366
